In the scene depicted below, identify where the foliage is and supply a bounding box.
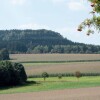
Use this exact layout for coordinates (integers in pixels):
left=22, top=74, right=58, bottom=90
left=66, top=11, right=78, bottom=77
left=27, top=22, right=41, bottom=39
left=75, top=71, right=82, bottom=81
left=58, top=74, right=63, bottom=79
left=0, top=29, right=73, bottom=53
left=0, top=48, right=10, bottom=60
left=78, top=0, right=100, bottom=35
left=0, top=61, right=27, bottom=86
left=0, top=30, right=100, bottom=53
left=42, top=72, right=49, bottom=81
left=27, top=44, right=100, bottom=54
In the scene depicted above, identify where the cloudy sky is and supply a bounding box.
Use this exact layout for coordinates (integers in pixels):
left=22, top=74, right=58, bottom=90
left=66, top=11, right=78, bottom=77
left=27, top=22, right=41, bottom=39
left=0, top=0, right=100, bottom=45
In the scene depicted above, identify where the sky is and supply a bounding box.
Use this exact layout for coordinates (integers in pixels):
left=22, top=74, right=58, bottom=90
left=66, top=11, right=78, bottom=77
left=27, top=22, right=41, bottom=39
left=0, top=0, right=100, bottom=45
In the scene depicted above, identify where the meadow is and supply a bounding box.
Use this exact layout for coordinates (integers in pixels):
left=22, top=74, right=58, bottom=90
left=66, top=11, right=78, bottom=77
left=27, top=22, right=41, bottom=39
left=0, top=76, right=100, bottom=94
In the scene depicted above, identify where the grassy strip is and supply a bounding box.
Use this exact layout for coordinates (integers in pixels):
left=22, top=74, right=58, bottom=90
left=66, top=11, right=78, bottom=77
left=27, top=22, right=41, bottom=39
left=0, top=76, right=100, bottom=94
left=19, top=59, right=100, bottom=63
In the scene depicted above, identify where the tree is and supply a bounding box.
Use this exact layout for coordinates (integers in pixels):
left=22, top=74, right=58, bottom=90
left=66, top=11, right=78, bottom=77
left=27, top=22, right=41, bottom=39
left=78, top=0, right=100, bottom=35
left=58, top=74, right=62, bottom=80
left=0, top=48, right=10, bottom=60
left=75, top=71, right=82, bottom=81
left=42, top=72, right=49, bottom=81
left=0, top=61, right=27, bottom=86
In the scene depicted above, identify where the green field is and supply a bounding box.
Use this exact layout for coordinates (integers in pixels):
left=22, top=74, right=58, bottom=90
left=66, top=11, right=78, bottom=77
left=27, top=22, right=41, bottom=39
left=0, top=76, right=100, bottom=94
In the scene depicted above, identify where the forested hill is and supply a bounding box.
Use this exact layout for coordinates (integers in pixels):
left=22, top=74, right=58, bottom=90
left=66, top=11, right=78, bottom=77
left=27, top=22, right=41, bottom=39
left=0, top=29, right=100, bottom=54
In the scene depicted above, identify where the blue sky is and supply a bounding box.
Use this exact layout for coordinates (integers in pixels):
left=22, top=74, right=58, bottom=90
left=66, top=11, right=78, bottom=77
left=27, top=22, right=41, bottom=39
left=0, top=0, right=100, bottom=45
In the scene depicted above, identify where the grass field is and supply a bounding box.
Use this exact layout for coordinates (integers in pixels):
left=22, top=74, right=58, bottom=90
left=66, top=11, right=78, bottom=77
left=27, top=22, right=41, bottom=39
left=0, top=76, right=100, bottom=94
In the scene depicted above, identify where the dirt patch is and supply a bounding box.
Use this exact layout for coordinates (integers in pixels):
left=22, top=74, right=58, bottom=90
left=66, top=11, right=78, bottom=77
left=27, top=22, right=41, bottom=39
left=1, top=87, right=100, bottom=100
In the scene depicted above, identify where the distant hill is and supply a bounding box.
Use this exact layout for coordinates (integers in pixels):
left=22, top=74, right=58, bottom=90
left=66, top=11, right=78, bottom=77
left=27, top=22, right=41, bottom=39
left=0, top=29, right=100, bottom=54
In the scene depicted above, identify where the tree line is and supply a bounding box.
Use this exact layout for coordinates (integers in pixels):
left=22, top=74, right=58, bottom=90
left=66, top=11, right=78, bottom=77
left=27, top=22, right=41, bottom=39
left=0, top=29, right=100, bottom=53
left=27, top=45, right=100, bottom=54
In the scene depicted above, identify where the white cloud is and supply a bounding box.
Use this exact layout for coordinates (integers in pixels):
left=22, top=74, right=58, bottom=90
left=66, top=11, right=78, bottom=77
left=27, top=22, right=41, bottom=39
left=41, top=0, right=65, bottom=4
left=51, top=0, right=65, bottom=4
left=41, top=0, right=87, bottom=11
left=18, top=23, right=50, bottom=30
left=10, top=0, right=26, bottom=5
left=67, top=1, right=86, bottom=11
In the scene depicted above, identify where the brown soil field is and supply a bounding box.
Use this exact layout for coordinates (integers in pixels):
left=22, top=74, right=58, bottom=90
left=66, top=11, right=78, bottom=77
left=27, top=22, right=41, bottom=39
left=10, top=54, right=100, bottom=75
left=10, top=54, right=100, bottom=62
left=1, top=87, right=100, bottom=100
left=24, top=62, right=100, bottom=75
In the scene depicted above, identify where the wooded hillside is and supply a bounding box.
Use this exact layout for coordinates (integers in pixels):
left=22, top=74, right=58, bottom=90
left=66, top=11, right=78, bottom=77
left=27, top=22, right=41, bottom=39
left=0, top=29, right=100, bottom=54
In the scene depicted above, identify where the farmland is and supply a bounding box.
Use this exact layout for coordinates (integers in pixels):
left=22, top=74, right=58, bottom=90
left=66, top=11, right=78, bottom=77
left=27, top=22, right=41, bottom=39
left=10, top=54, right=100, bottom=62
left=10, top=54, right=100, bottom=76
left=0, top=77, right=100, bottom=94
left=0, top=87, right=100, bottom=100
left=0, top=53, right=100, bottom=99
left=1, top=53, right=100, bottom=97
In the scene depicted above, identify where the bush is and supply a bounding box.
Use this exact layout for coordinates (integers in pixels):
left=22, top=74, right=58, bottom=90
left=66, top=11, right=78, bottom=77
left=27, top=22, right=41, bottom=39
left=58, top=74, right=62, bottom=79
left=75, top=71, right=82, bottom=81
left=42, top=72, right=49, bottom=81
left=0, top=61, right=27, bottom=86
left=0, top=48, right=10, bottom=60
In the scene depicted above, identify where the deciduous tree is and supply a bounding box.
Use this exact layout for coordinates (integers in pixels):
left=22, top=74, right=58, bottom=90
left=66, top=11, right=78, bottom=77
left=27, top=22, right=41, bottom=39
left=75, top=71, right=82, bottom=81
left=78, top=0, right=100, bottom=35
left=0, top=48, right=10, bottom=60
left=42, top=72, right=49, bottom=81
left=0, top=61, right=27, bottom=86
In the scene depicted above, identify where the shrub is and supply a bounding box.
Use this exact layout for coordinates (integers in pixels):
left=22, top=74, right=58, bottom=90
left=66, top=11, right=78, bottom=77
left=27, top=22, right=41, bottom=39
left=0, top=61, right=27, bottom=86
left=75, top=71, right=82, bottom=81
left=0, top=48, right=10, bottom=60
left=42, top=72, right=49, bottom=81
left=58, top=74, right=62, bottom=79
